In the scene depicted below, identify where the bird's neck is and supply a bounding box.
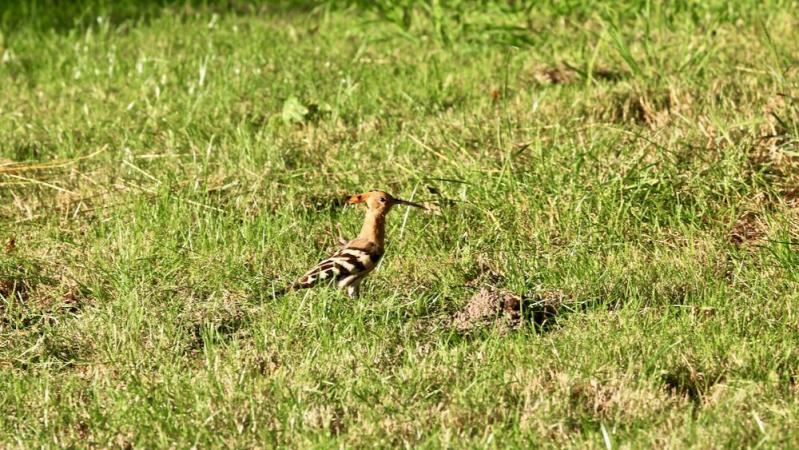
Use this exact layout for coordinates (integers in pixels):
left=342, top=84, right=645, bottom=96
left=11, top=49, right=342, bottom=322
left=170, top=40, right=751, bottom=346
left=358, top=209, right=386, bottom=248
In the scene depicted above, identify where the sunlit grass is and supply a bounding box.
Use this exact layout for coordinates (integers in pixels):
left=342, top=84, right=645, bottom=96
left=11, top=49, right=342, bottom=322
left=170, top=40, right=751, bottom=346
left=1, top=1, right=798, bottom=447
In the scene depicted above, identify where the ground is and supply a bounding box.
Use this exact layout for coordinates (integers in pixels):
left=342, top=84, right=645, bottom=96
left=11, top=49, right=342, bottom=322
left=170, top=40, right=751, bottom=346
left=1, top=0, right=799, bottom=448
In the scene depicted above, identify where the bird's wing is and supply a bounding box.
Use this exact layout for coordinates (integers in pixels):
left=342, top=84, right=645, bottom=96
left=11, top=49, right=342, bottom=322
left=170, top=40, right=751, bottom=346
left=294, top=246, right=382, bottom=289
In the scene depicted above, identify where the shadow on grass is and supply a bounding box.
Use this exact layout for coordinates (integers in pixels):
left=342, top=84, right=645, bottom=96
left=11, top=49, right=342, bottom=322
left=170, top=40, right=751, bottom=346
left=0, top=0, right=322, bottom=34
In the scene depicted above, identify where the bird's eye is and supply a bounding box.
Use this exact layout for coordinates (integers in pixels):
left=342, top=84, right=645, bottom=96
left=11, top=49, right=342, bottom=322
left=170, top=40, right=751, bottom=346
left=380, top=197, right=387, bottom=203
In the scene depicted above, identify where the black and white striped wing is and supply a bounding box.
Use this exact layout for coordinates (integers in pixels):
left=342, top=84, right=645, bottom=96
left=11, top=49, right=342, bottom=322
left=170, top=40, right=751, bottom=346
left=296, top=248, right=381, bottom=289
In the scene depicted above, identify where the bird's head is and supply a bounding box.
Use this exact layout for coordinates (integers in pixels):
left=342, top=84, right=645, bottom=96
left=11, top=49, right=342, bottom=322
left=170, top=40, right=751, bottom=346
left=346, top=190, right=425, bottom=215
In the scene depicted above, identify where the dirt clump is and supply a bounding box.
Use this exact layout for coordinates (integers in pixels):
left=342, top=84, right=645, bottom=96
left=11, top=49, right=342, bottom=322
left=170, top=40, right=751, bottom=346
left=452, top=287, right=565, bottom=334
left=532, top=65, right=576, bottom=85
left=729, top=212, right=766, bottom=246
left=530, top=63, right=624, bottom=85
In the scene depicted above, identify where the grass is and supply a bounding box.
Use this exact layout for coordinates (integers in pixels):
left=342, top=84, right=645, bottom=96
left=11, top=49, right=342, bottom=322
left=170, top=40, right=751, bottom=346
left=1, top=0, right=799, bottom=447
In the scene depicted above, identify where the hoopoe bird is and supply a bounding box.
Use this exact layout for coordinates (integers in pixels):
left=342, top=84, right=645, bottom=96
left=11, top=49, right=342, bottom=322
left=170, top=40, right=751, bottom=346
left=276, top=190, right=425, bottom=299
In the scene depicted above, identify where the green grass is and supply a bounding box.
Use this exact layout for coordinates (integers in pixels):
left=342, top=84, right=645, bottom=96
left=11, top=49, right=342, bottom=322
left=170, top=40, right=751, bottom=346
left=1, top=0, right=799, bottom=447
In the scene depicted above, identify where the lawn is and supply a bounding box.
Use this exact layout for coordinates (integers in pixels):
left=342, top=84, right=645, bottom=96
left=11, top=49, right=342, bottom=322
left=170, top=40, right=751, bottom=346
left=1, top=0, right=799, bottom=447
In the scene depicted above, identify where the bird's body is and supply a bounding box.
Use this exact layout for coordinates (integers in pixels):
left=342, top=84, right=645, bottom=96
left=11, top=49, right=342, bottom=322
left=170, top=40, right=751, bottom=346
left=277, top=190, right=424, bottom=298
left=291, top=240, right=382, bottom=298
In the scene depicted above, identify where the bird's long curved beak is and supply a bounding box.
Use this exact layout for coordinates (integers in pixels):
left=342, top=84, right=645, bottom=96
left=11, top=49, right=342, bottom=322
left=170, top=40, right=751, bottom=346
left=394, top=198, right=426, bottom=209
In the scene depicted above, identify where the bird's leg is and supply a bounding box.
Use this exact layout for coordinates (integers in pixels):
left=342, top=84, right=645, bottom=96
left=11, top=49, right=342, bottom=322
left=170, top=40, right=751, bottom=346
left=347, top=282, right=360, bottom=299
left=335, top=223, right=349, bottom=247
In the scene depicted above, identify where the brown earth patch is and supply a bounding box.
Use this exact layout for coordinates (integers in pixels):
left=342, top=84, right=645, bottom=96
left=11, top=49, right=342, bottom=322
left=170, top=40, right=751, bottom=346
left=661, top=359, right=727, bottom=405
left=452, top=287, right=566, bottom=334
left=530, top=63, right=624, bottom=85
left=303, top=404, right=347, bottom=436
left=532, top=65, right=577, bottom=85
left=1, top=239, right=93, bottom=335
left=603, top=87, right=693, bottom=129
left=729, top=212, right=767, bottom=246
left=4, top=237, right=15, bottom=253
left=0, top=259, right=40, bottom=303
